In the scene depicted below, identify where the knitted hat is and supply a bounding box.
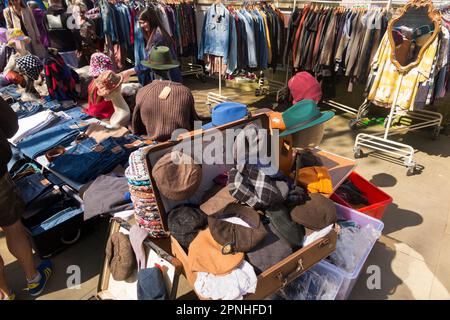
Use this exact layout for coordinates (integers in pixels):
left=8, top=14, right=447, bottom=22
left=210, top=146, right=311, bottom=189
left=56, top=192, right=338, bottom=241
left=188, top=228, right=244, bottom=275
left=152, top=151, right=202, bottom=201
left=16, top=54, right=43, bottom=81
left=125, top=148, right=150, bottom=182
left=89, top=53, right=113, bottom=78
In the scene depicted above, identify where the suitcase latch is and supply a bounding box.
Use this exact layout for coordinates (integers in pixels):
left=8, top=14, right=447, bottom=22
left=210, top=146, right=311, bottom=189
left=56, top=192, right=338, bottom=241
left=276, top=259, right=304, bottom=288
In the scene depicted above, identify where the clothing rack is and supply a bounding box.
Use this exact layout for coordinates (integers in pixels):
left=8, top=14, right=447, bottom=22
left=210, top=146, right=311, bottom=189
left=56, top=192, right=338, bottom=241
left=203, top=0, right=290, bottom=107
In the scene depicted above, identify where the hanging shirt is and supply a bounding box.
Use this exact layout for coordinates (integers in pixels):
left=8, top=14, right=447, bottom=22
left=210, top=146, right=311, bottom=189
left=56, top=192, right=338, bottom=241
left=367, top=33, right=440, bottom=110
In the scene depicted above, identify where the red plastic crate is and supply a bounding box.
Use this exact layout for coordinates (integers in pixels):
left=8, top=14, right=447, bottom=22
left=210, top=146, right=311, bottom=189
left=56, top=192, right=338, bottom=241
left=330, top=171, right=393, bottom=220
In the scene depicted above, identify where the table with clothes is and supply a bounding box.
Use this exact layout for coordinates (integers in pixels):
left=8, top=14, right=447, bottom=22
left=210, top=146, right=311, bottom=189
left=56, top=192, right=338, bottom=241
left=5, top=90, right=155, bottom=250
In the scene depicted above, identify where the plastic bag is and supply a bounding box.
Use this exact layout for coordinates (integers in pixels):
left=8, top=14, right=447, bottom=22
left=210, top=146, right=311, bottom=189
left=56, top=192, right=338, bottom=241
left=328, top=224, right=381, bottom=273
left=279, top=268, right=340, bottom=300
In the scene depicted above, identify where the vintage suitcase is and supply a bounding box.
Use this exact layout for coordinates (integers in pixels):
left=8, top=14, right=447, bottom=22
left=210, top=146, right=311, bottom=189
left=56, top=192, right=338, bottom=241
left=95, top=218, right=183, bottom=300
left=143, top=112, right=339, bottom=300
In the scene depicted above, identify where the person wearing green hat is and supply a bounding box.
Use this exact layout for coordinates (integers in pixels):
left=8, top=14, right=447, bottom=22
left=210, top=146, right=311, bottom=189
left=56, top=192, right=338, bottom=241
left=120, top=8, right=182, bottom=86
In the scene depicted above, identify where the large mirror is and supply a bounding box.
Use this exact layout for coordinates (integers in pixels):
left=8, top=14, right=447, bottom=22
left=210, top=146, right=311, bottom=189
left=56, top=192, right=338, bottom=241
left=388, top=0, right=441, bottom=73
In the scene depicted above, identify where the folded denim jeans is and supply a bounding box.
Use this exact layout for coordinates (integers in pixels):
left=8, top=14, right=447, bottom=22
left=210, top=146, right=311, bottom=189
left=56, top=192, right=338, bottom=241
left=0, top=84, right=21, bottom=100
left=18, top=119, right=90, bottom=159
left=49, top=137, right=128, bottom=184
left=11, top=101, right=43, bottom=119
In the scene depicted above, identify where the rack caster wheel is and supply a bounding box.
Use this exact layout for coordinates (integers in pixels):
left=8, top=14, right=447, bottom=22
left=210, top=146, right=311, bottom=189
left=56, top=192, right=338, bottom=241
left=431, top=127, right=440, bottom=140
left=406, top=164, right=416, bottom=176
left=349, top=119, right=360, bottom=130
left=354, top=147, right=363, bottom=159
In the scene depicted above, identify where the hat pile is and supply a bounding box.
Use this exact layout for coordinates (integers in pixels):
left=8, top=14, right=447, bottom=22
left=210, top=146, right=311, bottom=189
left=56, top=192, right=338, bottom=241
left=125, top=148, right=167, bottom=238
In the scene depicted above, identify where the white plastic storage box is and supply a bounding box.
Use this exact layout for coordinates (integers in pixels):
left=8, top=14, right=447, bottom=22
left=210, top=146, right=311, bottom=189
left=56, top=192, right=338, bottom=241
left=282, top=260, right=344, bottom=300
left=323, top=203, right=384, bottom=300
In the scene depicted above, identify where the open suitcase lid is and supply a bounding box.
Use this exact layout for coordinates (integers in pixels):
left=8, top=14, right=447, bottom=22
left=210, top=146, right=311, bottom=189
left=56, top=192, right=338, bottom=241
left=142, top=112, right=355, bottom=231
left=96, top=219, right=182, bottom=300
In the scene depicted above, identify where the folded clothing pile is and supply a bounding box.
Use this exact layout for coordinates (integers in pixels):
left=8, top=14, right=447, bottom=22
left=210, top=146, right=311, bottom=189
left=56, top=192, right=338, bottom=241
left=9, top=110, right=59, bottom=145
left=48, top=136, right=129, bottom=184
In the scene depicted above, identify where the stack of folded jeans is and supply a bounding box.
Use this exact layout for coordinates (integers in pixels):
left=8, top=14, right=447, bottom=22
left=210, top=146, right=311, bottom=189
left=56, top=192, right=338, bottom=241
left=125, top=148, right=167, bottom=238
left=11, top=101, right=43, bottom=119
left=48, top=137, right=129, bottom=184
left=43, top=100, right=78, bottom=112
left=18, top=119, right=91, bottom=159
left=9, top=110, right=60, bottom=145
left=0, top=84, right=21, bottom=101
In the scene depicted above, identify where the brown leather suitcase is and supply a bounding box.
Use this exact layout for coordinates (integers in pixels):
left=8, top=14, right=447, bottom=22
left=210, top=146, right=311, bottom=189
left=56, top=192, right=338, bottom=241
left=142, top=112, right=340, bottom=300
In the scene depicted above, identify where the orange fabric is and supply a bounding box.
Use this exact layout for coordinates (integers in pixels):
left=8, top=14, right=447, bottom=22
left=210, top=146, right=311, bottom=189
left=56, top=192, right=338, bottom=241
left=188, top=228, right=244, bottom=276
left=279, top=135, right=294, bottom=177
left=295, top=166, right=333, bottom=195
left=268, top=111, right=285, bottom=131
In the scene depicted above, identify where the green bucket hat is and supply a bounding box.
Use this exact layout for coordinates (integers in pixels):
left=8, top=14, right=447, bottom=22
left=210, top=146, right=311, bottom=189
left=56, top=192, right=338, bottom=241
left=141, top=46, right=180, bottom=70
left=279, top=100, right=334, bottom=137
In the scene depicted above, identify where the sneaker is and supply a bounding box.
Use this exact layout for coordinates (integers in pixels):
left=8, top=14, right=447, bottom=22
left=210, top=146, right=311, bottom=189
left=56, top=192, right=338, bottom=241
left=1, top=292, right=15, bottom=300
left=27, top=260, right=53, bottom=297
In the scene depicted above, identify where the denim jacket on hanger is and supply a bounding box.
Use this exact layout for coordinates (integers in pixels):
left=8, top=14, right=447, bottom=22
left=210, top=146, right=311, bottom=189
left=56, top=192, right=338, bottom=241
left=198, top=3, right=230, bottom=64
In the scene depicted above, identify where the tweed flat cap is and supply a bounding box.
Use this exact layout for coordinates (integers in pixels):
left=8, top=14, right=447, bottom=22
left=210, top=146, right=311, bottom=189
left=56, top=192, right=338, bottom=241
left=152, top=150, right=202, bottom=201
left=105, top=232, right=136, bottom=281
left=168, top=205, right=208, bottom=249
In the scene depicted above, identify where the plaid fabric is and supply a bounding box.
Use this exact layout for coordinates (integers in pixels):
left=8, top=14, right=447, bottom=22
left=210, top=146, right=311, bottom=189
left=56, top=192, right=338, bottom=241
left=367, top=33, right=439, bottom=110
left=228, top=164, right=283, bottom=209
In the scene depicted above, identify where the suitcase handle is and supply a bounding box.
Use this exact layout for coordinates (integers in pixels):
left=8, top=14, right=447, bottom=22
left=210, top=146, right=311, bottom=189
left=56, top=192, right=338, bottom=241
left=276, top=258, right=304, bottom=287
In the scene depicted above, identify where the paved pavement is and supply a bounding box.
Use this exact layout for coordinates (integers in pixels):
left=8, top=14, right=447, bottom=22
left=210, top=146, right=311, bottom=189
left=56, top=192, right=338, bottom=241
left=1, top=77, right=449, bottom=300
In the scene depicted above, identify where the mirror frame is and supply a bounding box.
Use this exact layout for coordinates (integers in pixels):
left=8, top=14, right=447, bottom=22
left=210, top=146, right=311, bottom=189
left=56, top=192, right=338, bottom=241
left=387, top=0, right=442, bottom=74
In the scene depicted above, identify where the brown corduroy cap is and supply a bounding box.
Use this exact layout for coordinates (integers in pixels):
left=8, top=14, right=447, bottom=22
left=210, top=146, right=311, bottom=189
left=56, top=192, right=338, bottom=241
left=105, top=232, right=136, bottom=281
left=152, top=150, right=202, bottom=201
left=188, top=228, right=244, bottom=276
left=208, top=203, right=267, bottom=254
left=290, top=193, right=337, bottom=231
left=200, top=185, right=238, bottom=215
